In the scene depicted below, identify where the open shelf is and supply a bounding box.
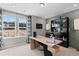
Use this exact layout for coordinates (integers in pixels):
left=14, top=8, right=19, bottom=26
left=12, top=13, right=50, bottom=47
left=51, top=17, right=69, bottom=48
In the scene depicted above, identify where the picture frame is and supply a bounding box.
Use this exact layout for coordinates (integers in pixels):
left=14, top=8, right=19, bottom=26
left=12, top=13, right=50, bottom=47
left=74, top=18, right=79, bottom=30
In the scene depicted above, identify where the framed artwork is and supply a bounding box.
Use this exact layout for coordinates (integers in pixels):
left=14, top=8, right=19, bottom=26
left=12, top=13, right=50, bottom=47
left=74, top=18, right=79, bottom=30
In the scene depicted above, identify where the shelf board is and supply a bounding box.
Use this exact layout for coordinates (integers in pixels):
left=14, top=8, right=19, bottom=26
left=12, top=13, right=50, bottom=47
left=3, top=27, right=15, bottom=28
left=28, top=26, right=31, bottom=27
left=19, top=27, right=26, bottom=28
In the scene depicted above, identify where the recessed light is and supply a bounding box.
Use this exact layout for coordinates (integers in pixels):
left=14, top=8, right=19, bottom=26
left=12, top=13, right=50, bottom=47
left=11, top=4, right=16, bottom=8
left=40, top=3, right=45, bottom=8
left=73, top=4, right=78, bottom=7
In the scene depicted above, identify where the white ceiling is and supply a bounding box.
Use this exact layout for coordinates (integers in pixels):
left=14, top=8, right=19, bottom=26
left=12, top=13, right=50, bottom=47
left=0, top=3, right=79, bottom=18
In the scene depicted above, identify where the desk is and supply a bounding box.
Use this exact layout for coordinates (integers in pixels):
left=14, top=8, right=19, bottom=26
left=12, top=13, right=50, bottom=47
left=29, top=36, right=62, bottom=56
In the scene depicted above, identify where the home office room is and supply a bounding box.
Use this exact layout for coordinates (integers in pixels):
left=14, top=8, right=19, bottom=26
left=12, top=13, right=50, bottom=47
left=0, top=1, right=78, bottom=59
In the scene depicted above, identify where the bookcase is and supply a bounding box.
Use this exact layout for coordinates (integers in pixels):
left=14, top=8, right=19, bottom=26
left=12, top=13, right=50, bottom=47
left=59, top=17, right=69, bottom=48
left=51, top=16, right=69, bottom=48
left=27, top=16, right=32, bottom=43
left=0, top=9, right=2, bottom=47
left=28, top=16, right=32, bottom=36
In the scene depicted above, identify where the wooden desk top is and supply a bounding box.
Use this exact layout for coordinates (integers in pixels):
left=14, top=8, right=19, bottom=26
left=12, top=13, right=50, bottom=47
left=29, top=35, right=62, bottom=47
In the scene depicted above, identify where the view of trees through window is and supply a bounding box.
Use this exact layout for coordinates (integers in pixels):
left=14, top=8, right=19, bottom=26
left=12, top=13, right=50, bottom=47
left=3, top=15, right=16, bottom=37
left=18, top=16, right=27, bottom=37
left=3, top=16, right=15, bottom=30
left=19, top=17, right=27, bottom=30
left=2, top=15, right=27, bottom=37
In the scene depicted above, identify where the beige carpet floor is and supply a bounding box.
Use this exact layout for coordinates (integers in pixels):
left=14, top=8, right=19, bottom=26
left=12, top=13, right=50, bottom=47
left=0, top=44, right=79, bottom=56
left=54, top=46, right=79, bottom=56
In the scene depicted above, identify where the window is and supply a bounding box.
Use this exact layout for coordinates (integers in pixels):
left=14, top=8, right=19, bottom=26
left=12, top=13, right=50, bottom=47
left=3, top=15, right=16, bottom=37
left=18, top=16, right=27, bottom=37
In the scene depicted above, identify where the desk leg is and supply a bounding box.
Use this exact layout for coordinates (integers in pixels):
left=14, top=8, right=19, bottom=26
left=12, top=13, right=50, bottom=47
left=43, top=44, right=52, bottom=56
left=30, top=39, right=40, bottom=49
left=38, top=42, right=52, bottom=56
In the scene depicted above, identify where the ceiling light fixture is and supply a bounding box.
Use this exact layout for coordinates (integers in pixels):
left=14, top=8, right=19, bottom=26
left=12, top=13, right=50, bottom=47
left=11, top=4, right=16, bottom=8
left=40, top=3, right=45, bottom=8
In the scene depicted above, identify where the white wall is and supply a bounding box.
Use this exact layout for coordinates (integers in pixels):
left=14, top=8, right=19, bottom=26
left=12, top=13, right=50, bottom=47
left=31, top=16, right=46, bottom=36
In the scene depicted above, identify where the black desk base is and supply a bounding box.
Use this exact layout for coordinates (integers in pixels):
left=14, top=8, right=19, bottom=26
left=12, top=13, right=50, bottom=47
left=38, top=42, right=52, bottom=56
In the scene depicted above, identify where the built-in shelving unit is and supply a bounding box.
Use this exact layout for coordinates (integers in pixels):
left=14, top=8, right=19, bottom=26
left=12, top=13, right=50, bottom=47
left=59, top=17, right=69, bottom=48
left=51, top=19, right=61, bottom=33
left=27, top=16, right=32, bottom=43
left=51, top=17, right=69, bottom=48
left=28, top=16, right=32, bottom=36
left=0, top=9, right=2, bottom=47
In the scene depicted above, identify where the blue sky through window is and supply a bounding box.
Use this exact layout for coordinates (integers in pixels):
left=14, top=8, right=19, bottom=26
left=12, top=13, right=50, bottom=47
left=3, top=16, right=27, bottom=23
left=19, top=17, right=27, bottom=23
left=3, top=16, right=15, bottom=22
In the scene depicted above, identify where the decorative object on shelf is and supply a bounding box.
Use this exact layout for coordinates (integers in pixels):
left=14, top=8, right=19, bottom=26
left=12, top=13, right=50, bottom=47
left=47, top=34, right=55, bottom=43
left=33, top=32, right=37, bottom=37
